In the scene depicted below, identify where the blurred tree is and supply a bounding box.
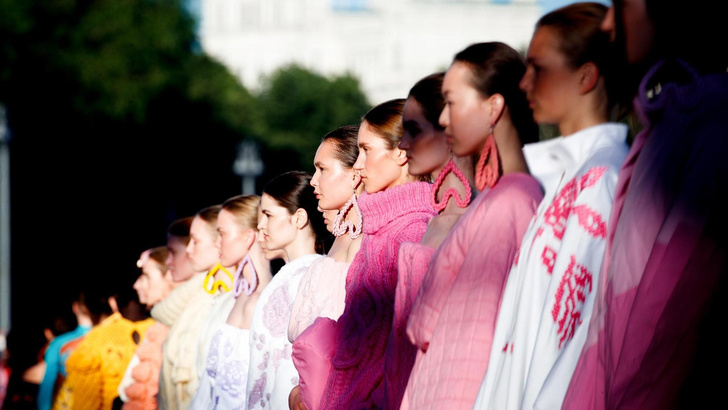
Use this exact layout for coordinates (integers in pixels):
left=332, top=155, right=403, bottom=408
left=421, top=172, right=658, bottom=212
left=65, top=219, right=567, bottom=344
left=0, top=0, right=370, bottom=329
left=0, top=0, right=262, bottom=325
left=255, top=64, right=370, bottom=179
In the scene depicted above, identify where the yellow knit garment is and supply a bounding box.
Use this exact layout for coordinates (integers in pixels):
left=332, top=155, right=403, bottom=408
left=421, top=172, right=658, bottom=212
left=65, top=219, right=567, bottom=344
left=53, top=313, right=155, bottom=410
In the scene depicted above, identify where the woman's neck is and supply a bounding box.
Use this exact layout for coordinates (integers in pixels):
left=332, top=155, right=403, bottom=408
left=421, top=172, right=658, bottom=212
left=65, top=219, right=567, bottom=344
left=327, top=235, right=351, bottom=262
left=560, top=107, right=609, bottom=137
left=284, top=233, right=318, bottom=261
left=242, top=250, right=272, bottom=288
left=385, top=164, right=418, bottom=191
left=327, top=233, right=363, bottom=263
left=559, top=84, right=610, bottom=136
left=493, top=118, right=529, bottom=176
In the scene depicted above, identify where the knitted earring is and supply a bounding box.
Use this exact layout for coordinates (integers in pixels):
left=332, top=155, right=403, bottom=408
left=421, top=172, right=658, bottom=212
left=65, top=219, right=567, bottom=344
left=332, top=192, right=363, bottom=239
left=203, top=262, right=233, bottom=295
left=233, top=254, right=258, bottom=298
left=431, top=155, right=472, bottom=212
left=475, top=126, right=501, bottom=191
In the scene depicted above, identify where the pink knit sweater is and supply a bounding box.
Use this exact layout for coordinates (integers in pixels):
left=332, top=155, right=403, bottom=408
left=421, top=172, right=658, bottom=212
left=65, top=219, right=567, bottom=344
left=320, top=181, right=435, bottom=409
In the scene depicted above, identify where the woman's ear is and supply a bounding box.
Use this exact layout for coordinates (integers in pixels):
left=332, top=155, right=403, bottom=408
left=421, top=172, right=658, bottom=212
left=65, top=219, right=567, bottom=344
left=244, top=228, right=257, bottom=251
left=293, top=208, right=310, bottom=230
left=578, top=62, right=600, bottom=94
left=488, top=94, right=506, bottom=125
left=392, top=147, right=408, bottom=166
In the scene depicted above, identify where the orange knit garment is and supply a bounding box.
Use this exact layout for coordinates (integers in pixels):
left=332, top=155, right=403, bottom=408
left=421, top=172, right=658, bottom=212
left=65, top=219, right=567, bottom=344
left=122, top=322, right=170, bottom=410
left=61, top=313, right=155, bottom=410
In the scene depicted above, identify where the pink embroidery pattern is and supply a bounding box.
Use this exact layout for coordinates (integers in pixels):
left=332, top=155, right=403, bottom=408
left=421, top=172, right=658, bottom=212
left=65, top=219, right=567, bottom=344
left=572, top=205, right=607, bottom=239
left=531, top=227, right=545, bottom=247
left=537, top=167, right=606, bottom=347
left=543, top=167, right=607, bottom=240
left=551, top=256, right=593, bottom=348
left=541, top=246, right=557, bottom=275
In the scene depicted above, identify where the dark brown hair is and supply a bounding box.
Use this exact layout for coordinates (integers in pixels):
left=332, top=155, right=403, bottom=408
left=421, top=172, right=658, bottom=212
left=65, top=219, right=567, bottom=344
left=263, top=171, right=328, bottom=254
left=537, top=3, right=609, bottom=70
left=167, top=216, right=193, bottom=245
left=321, top=125, right=360, bottom=168
left=453, top=42, right=539, bottom=145
left=536, top=3, right=613, bottom=109
left=408, top=72, right=446, bottom=130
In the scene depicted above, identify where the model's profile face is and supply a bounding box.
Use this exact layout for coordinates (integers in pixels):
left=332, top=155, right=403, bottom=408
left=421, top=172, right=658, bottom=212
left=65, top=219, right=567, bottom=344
left=186, top=215, right=220, bottom=272
left=353, top=121, right=406, bottom=194
left=166, top=236, right=196, bottom=282
left=520, top=26, right=581, bottom=126
left=440, top=62, right=493, bottom=157
left=311, top=140, right=356, bottom=211
left=139, top=260, right=171, bottom=307
left=601, top=0, right=654, bottom=65
left=257, top=193, right=297, bottom=254
left=217, top=209, right=251, bottom=267
left=133, top=274, right=148, bottom=305
left=399, top=97, right=449, bottom=178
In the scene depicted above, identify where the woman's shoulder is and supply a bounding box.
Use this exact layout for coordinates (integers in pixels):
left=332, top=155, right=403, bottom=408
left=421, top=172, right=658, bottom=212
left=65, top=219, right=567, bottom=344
left=489, top=173, right=544, bottom=204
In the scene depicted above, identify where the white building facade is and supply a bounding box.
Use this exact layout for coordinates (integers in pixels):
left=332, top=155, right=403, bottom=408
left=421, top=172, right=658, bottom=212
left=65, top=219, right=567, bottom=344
left=198, top=0, right=545, bottom=104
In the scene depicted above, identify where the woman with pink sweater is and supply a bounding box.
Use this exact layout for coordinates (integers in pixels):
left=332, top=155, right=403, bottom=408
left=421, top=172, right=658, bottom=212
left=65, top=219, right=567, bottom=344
left=293, top=99, right=436, bottom=409
left=400, top=42, right=544, bottom=410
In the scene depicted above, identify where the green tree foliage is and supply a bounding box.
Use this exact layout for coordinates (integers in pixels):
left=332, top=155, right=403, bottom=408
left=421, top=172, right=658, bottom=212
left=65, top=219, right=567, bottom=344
left=256, top=64, right=371, bottom=176
left=0, top=0, right=264, bottom=317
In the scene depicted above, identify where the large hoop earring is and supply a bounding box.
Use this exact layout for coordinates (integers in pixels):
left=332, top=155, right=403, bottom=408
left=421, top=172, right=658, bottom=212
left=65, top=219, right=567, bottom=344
left=233, top=254, right=258, bottom=297
left=431, top=155, right=472, bottom=212
left=203, top=262, right=233, bottom=295
left=475, top=127, right=501, bottom=191
left=332, top=192, right=362, bottom=239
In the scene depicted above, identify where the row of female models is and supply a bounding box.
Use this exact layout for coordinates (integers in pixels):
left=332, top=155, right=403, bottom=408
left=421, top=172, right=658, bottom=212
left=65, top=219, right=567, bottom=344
left=54, top=1, right=728, bottom=409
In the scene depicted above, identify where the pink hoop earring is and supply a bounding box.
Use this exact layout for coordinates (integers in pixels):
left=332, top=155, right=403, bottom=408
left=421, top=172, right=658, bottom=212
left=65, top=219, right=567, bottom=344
left=233, top=254, right=258, bottom=297
left=431, top=155, right=472, bottom=212
left=332, top=193, right=363, bottom=239
left=475, top=127, right=501, bottom=191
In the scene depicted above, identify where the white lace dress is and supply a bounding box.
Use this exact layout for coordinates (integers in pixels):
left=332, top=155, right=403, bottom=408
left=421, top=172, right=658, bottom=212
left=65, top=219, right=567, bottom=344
left=287, top=256, right=349, bottom=343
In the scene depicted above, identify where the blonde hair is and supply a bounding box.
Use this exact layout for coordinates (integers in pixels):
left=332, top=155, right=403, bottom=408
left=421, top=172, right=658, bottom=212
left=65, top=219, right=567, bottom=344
left=221, top=194, right=261, bottom=231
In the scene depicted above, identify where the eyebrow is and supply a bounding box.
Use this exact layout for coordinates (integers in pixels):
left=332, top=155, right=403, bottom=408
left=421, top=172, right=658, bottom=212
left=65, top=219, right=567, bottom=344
left=314, top=160, right=325, bottom=168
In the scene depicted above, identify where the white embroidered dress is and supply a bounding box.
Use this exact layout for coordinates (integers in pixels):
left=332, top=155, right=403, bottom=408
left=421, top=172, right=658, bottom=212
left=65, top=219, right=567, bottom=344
left=196, top=288, right=237, bottom=380
left=189, top=288, right=239, bottom=410
left=190, top=323, right=251, bottom=409
left=474, top=123, right=628, bottom=410
left=246, top=253, right=323, bottom=410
